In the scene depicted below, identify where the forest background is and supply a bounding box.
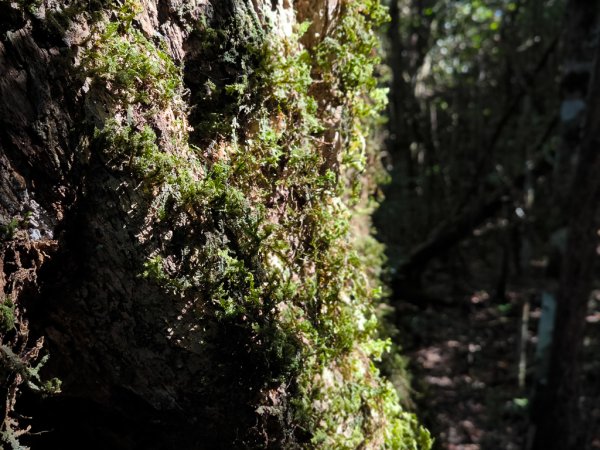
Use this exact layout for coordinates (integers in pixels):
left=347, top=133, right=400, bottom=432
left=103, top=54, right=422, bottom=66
left=378, top=1, right=600, bottom=449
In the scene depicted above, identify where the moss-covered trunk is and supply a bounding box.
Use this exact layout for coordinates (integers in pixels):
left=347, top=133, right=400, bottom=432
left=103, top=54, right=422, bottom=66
left=0, top=1, right=430, bottom=448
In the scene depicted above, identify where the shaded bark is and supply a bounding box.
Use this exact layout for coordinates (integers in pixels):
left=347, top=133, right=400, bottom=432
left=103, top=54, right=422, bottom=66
left=0, top=2, right=293, bottom=448
left=530, top=2, right=600, bottom=448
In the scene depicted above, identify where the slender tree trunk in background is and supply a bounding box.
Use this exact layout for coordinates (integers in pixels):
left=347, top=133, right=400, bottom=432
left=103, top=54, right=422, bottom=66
left=531, top=2, right=600, bottom=448
left=386, top=0, right=434, bottom=184
left=384, top=0, right=416, bottom=254
left=377, top=0, right=436, bottom=267
left=552, top=0, right=600, bottom=203
left=387, top=0, right=408, bottom=176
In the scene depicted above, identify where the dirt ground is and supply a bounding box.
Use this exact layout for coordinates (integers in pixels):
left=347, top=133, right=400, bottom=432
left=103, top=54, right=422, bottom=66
left=395, top=263, right=600, bottom=450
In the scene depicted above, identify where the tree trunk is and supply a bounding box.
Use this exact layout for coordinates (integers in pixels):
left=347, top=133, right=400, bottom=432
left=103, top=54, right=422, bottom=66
left=531, top=2, right=600, bottom=448
left=0, top=1, right=430, bottom=449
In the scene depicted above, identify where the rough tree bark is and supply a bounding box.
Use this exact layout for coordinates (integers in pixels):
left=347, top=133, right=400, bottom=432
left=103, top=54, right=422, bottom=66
left=0, top=2, right=266, bottom=447
left=0, top=1, right=430, bottom=449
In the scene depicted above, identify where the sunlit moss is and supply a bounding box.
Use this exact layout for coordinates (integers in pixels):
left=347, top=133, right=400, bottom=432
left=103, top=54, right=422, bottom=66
left=82, top=0, right=431, bottom=447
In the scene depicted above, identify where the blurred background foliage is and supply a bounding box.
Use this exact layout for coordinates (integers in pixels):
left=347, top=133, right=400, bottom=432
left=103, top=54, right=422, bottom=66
left=376, top=0, right=600, bottom=449
left=377, top=0, right=566, bottom=287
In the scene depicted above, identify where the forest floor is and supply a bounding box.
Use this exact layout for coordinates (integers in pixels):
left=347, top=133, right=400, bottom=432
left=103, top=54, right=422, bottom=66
left=395, top=254, right=600, bottom=450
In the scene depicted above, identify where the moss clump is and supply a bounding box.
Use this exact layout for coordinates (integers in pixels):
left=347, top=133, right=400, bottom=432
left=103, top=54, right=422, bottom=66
left=0, top=218, right=20, bottom=242
left=84, top=3, right=182, bottom=108
left=82, top=0, right=431, bottom=447
left=0, top=300, right=15, bottom=333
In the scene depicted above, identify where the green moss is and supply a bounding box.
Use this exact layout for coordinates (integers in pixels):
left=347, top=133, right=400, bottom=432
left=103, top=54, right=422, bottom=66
left=0, top=299, right=15, bottom=333
left=82, top=1, right=430, bottom=447
left=186, top=12, right=267, bottom=141
left=0, top=218, right=20, bottom=242
left=0, top=213, right=34, bottom=242
left=84, top=1, right=182, bottom=109
left=12, top=0, right=43, bottom=14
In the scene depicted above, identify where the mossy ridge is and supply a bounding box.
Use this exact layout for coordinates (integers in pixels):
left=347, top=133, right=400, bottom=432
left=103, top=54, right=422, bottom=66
left=83, top=0, right=431, bottom=447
